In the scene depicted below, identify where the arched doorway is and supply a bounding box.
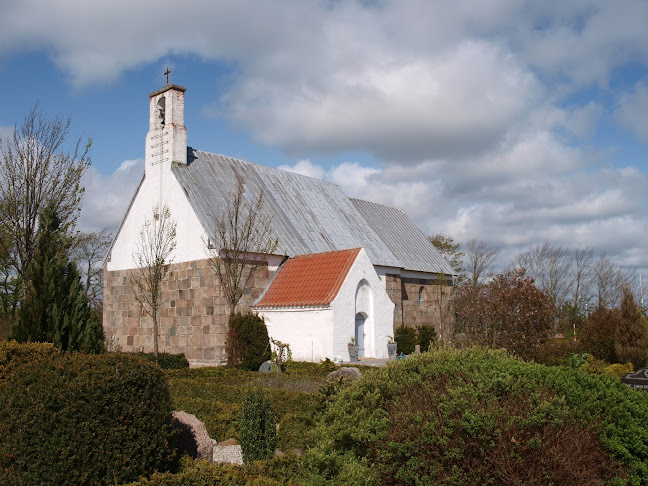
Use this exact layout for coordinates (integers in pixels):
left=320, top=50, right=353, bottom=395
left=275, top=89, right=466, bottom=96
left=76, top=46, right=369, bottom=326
left=355, top=313, right=366, bottom=358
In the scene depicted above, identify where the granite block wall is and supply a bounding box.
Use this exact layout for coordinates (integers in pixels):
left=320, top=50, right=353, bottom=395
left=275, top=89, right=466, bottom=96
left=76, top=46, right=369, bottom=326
left=103, top=258, right=273, bottom=366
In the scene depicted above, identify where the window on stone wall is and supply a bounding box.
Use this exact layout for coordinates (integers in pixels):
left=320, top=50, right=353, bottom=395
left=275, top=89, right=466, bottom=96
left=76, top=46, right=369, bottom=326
left=418, top=286, right=424, bottom=306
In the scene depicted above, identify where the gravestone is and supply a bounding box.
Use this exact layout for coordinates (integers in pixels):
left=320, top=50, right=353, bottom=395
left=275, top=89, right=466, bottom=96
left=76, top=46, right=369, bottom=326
left=171, top=411, right=214, bottom=462
left=259, top=360, right=273, bottom=373
left=621, top=368, right=648, bottom=391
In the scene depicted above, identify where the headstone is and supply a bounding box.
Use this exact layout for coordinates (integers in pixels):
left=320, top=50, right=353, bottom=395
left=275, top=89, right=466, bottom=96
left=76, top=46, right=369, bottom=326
left=333, top=355, right=343, bottom=364
left=259, top=360, right=273, bottom=373
left=172, top=411, right=214, bottom=462
left=326, top=367, right=362, bottom=381
left=414, top=344, right=421, bottom=354
left=621, top=368, right=648, bottom=391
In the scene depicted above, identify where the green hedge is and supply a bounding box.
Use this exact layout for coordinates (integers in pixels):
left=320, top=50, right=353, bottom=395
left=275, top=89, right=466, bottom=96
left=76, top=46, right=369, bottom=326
left=0, top=340, right=59, bottom=377
left=315, top=348, right=648, bottom=485
left=0, top=351, right=178, bottom=486
left=138, top=351, right=190, bottom=369
left=394, top=325, right=417, bottom=354
left=226, top=312, right=271, bottom=371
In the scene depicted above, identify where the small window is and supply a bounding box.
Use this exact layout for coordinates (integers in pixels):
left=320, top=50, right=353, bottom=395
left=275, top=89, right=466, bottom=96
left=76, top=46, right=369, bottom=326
left=418, top=287, right=424, bottom=306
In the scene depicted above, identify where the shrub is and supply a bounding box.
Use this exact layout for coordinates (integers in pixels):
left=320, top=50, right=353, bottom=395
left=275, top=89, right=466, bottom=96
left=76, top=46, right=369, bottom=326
left=394, top=325, right=417, bottom=354
left=0, top=340, right=59, bottom=377
left=138, top=351, right=190, bottom=369
left=416, top=325, right=437, bottom=352
left=582, top=308, right=620, bottom=363
left=226, top=312, right=271, bottom=370
left=0, top=352, right=178, bottom=485
left=314, top=348, right=648, bottom=485
left=240, top=388, right=277, bottom=462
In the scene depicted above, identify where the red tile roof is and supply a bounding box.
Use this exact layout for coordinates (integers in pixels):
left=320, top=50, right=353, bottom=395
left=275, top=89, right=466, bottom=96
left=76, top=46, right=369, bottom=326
left=254, top=248, right=361, bottom=307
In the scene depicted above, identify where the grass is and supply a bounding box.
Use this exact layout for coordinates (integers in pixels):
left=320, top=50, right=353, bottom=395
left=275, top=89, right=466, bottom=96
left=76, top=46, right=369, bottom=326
left=165, top=360, right=373, bottom=451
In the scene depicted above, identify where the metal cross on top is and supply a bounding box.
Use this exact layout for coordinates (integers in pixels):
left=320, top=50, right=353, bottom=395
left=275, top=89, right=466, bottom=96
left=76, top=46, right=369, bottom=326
left=164, top=66, right=171, bottom=85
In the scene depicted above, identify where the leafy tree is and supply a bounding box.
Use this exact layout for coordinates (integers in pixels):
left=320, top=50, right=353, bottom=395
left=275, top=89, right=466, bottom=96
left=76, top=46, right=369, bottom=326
left=0, top=104, right=90, bottom=286
left=429, top=234, right=464, bottom=276
left=130, top=205, right=176, bottom=362
left=10, top=205, right=103, bottom=352
left=207, top=180, right=278, bottom=315
left=225, top=312, right=271, bottom=370
left=614, top=284, right=648, bottom=368
left=73, top=229, right=112, bottom=308
left=454, top=268, right=553, bottom=359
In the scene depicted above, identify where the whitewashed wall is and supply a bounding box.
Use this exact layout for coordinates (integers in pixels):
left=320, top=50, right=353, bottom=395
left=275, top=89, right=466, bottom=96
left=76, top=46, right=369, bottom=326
left=258, top=308, right=334, bottom=362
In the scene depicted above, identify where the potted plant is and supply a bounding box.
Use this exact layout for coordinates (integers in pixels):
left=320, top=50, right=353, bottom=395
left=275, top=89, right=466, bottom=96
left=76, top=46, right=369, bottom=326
left=387, top=336, right=397, bottom=359
left=348, top=337, right=359, bottom=362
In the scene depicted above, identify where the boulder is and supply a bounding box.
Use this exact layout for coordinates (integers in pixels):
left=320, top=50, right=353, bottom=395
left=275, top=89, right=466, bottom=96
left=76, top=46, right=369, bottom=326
left=326, top=367, right=362, bottom=381
left=171, top=411, right=214, bottom=462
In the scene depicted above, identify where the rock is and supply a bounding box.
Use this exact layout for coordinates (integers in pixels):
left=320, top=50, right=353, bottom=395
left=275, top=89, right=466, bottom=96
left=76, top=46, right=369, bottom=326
left=326, top=367, right=362, bottom=381
left=172, top=411, right=214, bottom=462
left=414, top=344, right=421, bottom=354
left=275, top=449, right=285, bottom=458
left=218, top=437, right=239, bottom=446
left=259, top=360, right=274, bottom=372
left=291, top=448, right=305, bottom=457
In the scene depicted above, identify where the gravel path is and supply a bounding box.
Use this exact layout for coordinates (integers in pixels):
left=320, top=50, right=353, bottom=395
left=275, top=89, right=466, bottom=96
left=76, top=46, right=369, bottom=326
left=212, top=440, right=243, bottom=465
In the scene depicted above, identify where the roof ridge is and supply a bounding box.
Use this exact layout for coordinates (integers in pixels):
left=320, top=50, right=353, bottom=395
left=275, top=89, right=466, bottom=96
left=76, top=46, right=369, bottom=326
left=349, top=197, right=406, bottom=214
left=189, top=147, right=339, bottom=187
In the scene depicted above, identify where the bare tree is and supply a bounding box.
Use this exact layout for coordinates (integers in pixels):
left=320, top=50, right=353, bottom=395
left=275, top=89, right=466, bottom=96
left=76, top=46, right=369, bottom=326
left=464, top=238, right=500, bottom=287
left=131, top=205, right=176, bottom=361
left=0, top=104, right=91, bottom=283
left=73, top=229, right=112, bottom=307
left=570, top=245, right=594, bottom=319
left=207, top=180, right=278, bottom=315
left=593, top=253, right=626, bottom=310
left=513, top=242, right=573, bottom=310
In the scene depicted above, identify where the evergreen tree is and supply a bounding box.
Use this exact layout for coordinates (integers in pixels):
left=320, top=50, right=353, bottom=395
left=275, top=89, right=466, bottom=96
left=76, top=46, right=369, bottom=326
left=10, top=205, right=103, bottom=352
left=614, top=284, right=648, bottom=368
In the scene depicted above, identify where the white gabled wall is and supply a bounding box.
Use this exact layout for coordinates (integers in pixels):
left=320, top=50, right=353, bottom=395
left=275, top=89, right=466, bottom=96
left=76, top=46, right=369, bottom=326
left=107, top=86, right=210, bottom=271
left=332, top=248, right=394, bottom=360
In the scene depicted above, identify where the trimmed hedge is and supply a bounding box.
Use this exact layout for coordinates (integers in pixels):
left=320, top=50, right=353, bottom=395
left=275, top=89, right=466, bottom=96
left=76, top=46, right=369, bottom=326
left=226, top=312, right=271, bottom=371
left=0, top=351, right=178, bottom=486
left=416, top=324, right=437, bottom=352
left=0, top=340, right=59, bottom=377
left=138, top=351, right=190, bottom=369
left=394, top=325, right=417, bottom=354
left=314, top=348, right=648, bottom=485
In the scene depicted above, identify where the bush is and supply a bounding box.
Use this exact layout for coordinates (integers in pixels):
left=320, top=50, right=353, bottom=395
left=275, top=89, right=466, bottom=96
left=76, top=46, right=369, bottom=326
left=226, top=312, right=271, bottom=370
left=240, top=388, right=277, bottom=462
left=0, top=340, right=59, bottom=377
left=394, top=325, right=417, bottom=354
left=138, top=351, right=190, bottom=369
left=582, top=308, right=620, bottom=363
left=314, top=348, right=648, bottom=485
left=0, top=351, right=178, bottom=486
left=416, top=325, right=437, bottom=352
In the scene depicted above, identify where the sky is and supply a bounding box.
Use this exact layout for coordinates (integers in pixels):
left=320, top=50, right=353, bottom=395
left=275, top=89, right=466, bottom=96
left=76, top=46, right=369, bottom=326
left=0, top=0, right=647, bottom=280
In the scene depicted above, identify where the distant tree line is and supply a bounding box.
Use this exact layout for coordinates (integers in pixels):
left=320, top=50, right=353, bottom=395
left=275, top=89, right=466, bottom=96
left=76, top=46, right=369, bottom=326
left=430, top=234, right=647, bottom=367
left=0, top=105, right=110, bottom=350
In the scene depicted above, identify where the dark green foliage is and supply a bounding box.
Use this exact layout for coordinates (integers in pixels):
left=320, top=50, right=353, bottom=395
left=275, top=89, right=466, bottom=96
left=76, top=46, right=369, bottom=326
left=0, top=340, right=59, bottom=377
left=0, top=352, right=178, bottom=485
left=240, top=388, right=277, bottom=462
left=138, top=351, right=190, bottom=369
left=314, top=348, right=648, bottom=485
left=614, top=285, right=648, bottom=368
left=395, top=325, right=417, bottom=354
left=416, top=324, right=437, bottom=352
left=226, top=312, right=271, bottom=370
left=582, top=307, right=620, bottom=363
left=10, top=205, right=104, bottom=353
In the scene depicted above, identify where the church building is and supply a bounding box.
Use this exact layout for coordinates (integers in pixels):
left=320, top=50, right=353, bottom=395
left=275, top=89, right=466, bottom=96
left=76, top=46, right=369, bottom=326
left=103, top=83, right=455, bottom=366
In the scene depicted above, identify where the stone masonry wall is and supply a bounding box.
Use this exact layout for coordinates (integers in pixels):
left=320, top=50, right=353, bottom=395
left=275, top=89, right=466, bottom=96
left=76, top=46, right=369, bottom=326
left=385, top=274, right=454, bottom=341
left=103, top=258, right=274, bottom=366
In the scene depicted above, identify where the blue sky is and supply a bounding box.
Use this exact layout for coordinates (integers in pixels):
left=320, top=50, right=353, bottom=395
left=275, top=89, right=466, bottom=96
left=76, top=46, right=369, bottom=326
left=0, top=0, right=647, bottom=280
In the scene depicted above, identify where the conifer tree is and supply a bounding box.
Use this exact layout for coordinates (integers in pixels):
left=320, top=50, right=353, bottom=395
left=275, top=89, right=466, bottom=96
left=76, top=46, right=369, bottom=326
left=10, top=205, right=103, bottom=352
left=614, top=284, right=648, bottom=368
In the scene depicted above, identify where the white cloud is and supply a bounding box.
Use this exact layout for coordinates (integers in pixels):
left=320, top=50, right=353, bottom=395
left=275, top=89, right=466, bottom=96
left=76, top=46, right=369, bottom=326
left=615, top=81, right=648, bottom=141
left=277, top=159, right=325, bottom=180
left=78, top=159, right=144, bottom=233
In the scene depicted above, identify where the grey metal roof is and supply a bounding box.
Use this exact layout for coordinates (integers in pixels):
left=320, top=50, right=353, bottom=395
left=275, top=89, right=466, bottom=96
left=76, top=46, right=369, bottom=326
left=171, top=148, right=453, bottom=275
